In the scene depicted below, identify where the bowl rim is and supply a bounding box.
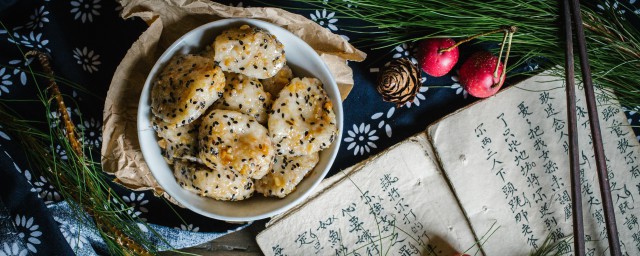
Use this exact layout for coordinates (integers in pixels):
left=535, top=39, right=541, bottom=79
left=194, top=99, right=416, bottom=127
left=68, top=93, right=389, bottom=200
left=137, top=18, right=343, bottom=222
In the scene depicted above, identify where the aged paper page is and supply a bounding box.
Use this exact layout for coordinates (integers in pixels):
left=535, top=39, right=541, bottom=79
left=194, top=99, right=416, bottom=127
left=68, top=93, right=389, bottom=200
left=428, top=72, right=640, bottom=255
left=257, top=134, right=481, bottom=256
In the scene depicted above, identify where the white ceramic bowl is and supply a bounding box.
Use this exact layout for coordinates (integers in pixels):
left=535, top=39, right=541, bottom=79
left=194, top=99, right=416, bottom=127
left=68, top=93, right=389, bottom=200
left=138, top=18, right=343, bottom=222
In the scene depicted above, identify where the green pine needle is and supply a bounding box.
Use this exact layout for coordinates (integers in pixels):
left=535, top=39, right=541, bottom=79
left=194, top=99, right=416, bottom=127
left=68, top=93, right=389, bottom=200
left=294, top=0, right=640, bottom=108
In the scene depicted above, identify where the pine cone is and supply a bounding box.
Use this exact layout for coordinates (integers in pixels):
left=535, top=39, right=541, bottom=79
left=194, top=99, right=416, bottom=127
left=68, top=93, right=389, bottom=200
left=376, top=58, right=421, bottom=107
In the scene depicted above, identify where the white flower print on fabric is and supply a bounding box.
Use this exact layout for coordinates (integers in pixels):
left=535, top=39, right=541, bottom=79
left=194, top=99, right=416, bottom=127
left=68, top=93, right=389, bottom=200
left=7, top=31, right=50, bottom=52
left=345, top=123, right=379, bottom=156
left=54, top=145, right=68, bottom=160
left=623, top=106, right=639, bottom=127
left=49, top=107, right=80, bottom=129
left=175, top=224, right=200, bottom=232
left=0, top=68, right=12, bottom=96
left=78, top=117, right=102, bottom=148
left=13, top=215, right=42, bottom=253
left=113, top=193, right=150, bottom=232
left=403, top=86, right=429, bottom=108
left=310, top=9, right=338, bottom=31
left=70, top=0, right=102, bottom=23
left=0, top=242, right=27, bottom=256
left=624, top=106, right=639, bottom=116
left=72, top=47, right=101, bottom=73
left=7, top=156, right=37, bottom=193
left=122, top=192, right=149, bottom=217
left=53, top=216, right=88, bottom=250
left=122, top=192, right=150, bottom=233
left=371, top=107, right=395, bottom=138
left=392, top=43, right=418, bottom=65
left=8, top=58, right=34, bottom=86
left=25, top=6, right=50, bottom=30
left=33, top=176, right=61, bottom=203
left=0, top=125, right=10, bottom=141
left=597, top=1, right=629, bottom=18
left=450, top=75, right=468, bottom=99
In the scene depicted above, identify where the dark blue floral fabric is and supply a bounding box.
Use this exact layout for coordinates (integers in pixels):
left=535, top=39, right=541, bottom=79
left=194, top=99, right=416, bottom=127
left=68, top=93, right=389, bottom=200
left=0, top=0, right=639, bottom=255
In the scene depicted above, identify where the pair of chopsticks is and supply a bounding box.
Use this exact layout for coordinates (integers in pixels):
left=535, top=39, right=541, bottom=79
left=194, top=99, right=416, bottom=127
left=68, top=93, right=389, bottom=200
left=562, top=0, right=621, bottom=255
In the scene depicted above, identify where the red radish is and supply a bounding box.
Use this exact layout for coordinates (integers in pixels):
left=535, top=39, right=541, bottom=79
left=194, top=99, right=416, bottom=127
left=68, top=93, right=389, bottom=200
left=459, top=51, right=505, bottom=98
left=418, top=38, right=459, bottom=77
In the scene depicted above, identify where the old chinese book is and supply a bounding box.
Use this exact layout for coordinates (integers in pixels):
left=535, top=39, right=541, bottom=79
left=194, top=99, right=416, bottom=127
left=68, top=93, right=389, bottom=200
left=256, top=71, right=640, bottom=255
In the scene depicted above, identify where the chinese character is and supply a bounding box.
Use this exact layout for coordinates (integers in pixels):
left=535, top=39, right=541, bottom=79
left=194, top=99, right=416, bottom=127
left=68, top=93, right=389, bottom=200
left=610, top=119, right=629, bottom=137
left=580, top=150, right=592, bottom=169
left=522, top=224, right=533, bottom=235
left=515, top=209, right=529, bottom=223
left=342, top=203, right=356, bottom=217
left=526, top=234, right=539, bottom=249
left=402, top=209, right=416, bottom=225
left=544, top=103, right=559, bottom=117
left=544, top=160, right=559, bottom=174
left=587, top=196, right=600, bottom=210
left=388, top=187, right=400, bottom=201
left=398, top=243, right=419, bottom=256
left=631, top=231, right=640, bottom=250
left=390, top=232, right=406, bottom=247
left=272, top=244, right=287, bottom=256
left=518, top=102, right=533, bottom=118
left=356, top=229, right=377, bottom=245
left=593, top=209, right=605, bottom=225
left=380, top=174, right=399, bottom=192
left=394, top=198, right=408, bottom=213
left=361, top=190, right=373, bottom=205
left=508, top=139, right=522, bottom=153
left=612, top=183, right=635, bottom=204
left=295, top=231, right=313, bottom=247
left=539, top=91, right=553, bottom=105
left=557, top=240, right=572, bottom=254
left=538, top=149, right=550, bottom=161
left=539, top=203, right=554, bottom=218
left=486, top=149, right=498, bottom=161
left=475, top=123, right=486, bottom=137
left=550, top=175, right=562, bottom=191
left=576, top=105, right=587, bottom=120
left=515, top=150, right=530, bottom=166
left=625, top=151, right=637, bottom=165
left=328, top=230, right=342, bottom=248
left=564, top=204, right=572, bottom=221
left=617, top=138, right=634, bottom=154
left=533, top=137, right=547, bottom=151
left=532, top=186, right=547, bottom=204
left=528, top=126, right=544, bottom=139
left=624, top=214, right=639, bottom=231
left=497, top=113, right=507, bottom=127
left=348, top=216, right=364, bottom=233
left=317, top=216, right=338, bottom=231
left=552, top=118, right=565, bottom=132
left=630, top=165, right=640, bottom=179
left=544, top=216, right=558, bottom=230
left=410, top=221, right=424, bottom=234
left=558, top=190, right=571, bottom=205
left=521, top=161, right=537, bottom=177
left=502, top=182, right=518, bottom=199
left=619, top=201, right=635, bottom=215
left=601, top=106, right=620, bottom=122
left=369, top=202, right=384, bottom=217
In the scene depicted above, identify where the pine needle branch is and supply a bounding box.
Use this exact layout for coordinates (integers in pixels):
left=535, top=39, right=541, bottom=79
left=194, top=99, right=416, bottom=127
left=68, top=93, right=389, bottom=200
left=292, top=0, right=640, bottom=107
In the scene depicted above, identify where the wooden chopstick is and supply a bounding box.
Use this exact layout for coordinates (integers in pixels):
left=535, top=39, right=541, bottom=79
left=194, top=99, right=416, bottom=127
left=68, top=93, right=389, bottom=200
left=561, top=0, right=585, bottom=254
left=566, top=0, right=622, bottom=255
